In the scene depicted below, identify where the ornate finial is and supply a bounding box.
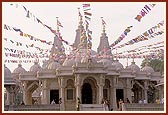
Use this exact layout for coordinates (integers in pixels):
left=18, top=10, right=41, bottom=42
left=126, top=57, right=128, bottom=68
left=133, top=57, right=134, bottom=63
left=101, top=17, right=106, bottom=33
left=78, top=8, right=83, bottom=26
left=132, top=53, right=135, bottom=63
left=34, top=59, right=39, bottom=64
left=18, top=64, right=22, bottom=67
left=116, top=48, right=118, bottom=60
left=79, top=30, right=87, bottom=49
left=56, top=17, right=59, bottom=33
left=145, top=57, right=149, bottom=66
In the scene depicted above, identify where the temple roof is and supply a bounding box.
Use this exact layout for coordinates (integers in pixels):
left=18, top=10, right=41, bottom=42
left=29, top=61, right=42, bottom=72
left=13, top=64, right=26, bottom=74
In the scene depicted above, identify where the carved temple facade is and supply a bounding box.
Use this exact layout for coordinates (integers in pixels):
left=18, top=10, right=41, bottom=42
left=4, top=15, right=164, bottom=111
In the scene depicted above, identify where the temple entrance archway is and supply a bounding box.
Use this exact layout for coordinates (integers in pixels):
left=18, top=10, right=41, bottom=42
left=82, top=83, right=92, bottom=104
left=50, top=90, right=59, bottom=104
left=81, top=77, right=97, bottom=104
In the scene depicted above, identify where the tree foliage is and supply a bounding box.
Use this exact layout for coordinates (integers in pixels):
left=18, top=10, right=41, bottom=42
left=141, top=59, right=164, bottom=74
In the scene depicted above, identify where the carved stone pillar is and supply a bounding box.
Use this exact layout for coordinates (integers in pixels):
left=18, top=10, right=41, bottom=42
left=58, top=77, right=65, bottom=111
left=5, top=90, right=10, bottom=105
left=41, top=80, right=49, bottom=104
left=144, top=81, right=148, bottom=102
left=109, top=85, right=113, bottom=110
left=22, top=81, right=29, bottom=105
left=5, top=86, right=15, bottom=105
left=126, top=79, right=132, bottom=103
left=75, top=75, right=82, bottom=100
left=112, top=76, right=117, bottom=111
left=97, top=75, right=105, bottom=104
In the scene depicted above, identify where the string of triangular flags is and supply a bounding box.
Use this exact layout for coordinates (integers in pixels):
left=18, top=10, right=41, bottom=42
left=4, top=24, right=53, bottom=46
left=10, top=3, right=58, bottom=34
left=4, top=52, right=49, bottom=59
left=4, top=46, right=66, bottom=60
left=4, top=37, right=50, bottom=53
left=135, top=4, right=156, bottom=22
left=9, top=3, right=73, bottom=50
left=4, top=47, right=49, bottom=57
left=113, top=20, right=164, bottom=49
left=113, top=50, right=163, bottom=59
left=4, top=59, right=46, bottom=64
left=82, top=3, right=92, bottom=49
left=113, top=48, right=163, bottom=59
left=4, top=50, right=49, bottom=59
left=109, top=4, right=156, bottom=49
left=110, top=26, right=133, bottom=47
left=5, top=43, right=163, bottom=63
left=114, top=43, right=164, bottom=56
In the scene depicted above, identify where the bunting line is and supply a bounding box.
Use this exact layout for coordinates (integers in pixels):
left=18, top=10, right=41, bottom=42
left=112, top=20, right=164, bottom=49
left=3, top=37, right=50, bottom=53
left=135, top=4, right=156, bottom=22
left=110, top=26, right=133, bottom=47
left=4, top=24, right=53, bottom=46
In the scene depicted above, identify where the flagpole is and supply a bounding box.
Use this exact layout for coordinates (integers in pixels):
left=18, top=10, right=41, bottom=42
left=126, top=56, right=128, bottom=68
left=56, top=17, right=59, bottom=33
left=116, top=48, right=118, bottom=60
left=101, top=17, right=105, bottom=33
left=77, top=8, right=80, bottom=21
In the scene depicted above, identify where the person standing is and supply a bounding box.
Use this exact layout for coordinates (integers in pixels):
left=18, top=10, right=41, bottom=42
left=161, top=97, right=164, bottom=104
left=156, top=97, right=160, bottom=104
left=51, top=99, right=56, bottom=104
left=126, top=98, right=130, bottom=103
left=118, top=99, right=123, bottom=111
left=103, top=99, right=109, bottom=111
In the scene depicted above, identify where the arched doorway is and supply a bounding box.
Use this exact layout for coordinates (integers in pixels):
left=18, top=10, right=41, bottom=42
left=82, top=83, right=92, bottom=104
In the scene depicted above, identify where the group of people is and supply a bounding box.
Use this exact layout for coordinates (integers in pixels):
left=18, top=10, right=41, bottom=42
left=138, top=97, right=164, bottom=104
left=101, top=98, right=130, bottom=111
left=138, top=99, right=147, bottom=104
left=155, top=97, right=164, bottom=104
left=101, top=98, right=110, bottom=111
left=51, top=98, right=62, bottom=104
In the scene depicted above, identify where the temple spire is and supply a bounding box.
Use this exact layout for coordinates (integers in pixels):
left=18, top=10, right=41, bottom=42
left=101, top=17, right=106, bottom=33
left=97, top=17, right=112, bottom=56
left=78, top=8, right=83, bottom=27
left=56, top=17, right=60, bottom=33
left=73, top=8, right=84, bottom=49
left=49, top=17, right=65, bottom=63
left=79, top=30, right=87, bottom=49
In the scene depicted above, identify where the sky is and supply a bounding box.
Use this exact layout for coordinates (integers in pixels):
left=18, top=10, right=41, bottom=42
left=2, top=2, right=166, bottom=72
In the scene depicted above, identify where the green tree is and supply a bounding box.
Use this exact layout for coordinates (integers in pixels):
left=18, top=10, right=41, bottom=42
left=141, top=59, right=164, bottom=75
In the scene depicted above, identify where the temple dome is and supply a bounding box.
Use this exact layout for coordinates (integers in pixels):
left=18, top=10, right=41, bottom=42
left=4, top=65, right=15, bottom=85
left=81, top=56, right=97, bottom=64
left=98, top=58, right=112, bottom=67
left=4, top=65, right=12, bottom=78
left=13, top=64, right=26, bottom=74
left=29, top=61, right=41, bottom=72
left=74, top=49, right=98, bottom=63
left=127, top=61, right=140, bottom=73
left=42, top=60, right=49, bottom=69
left=90, top=49, right=98, bottom=55
left=63, top=57, right=76, bottom=67
left=142, top=65, right=154, bottom=74
left=112, top=60, right=124, bottom=71
left=48, top=60, right=61, bottom=69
